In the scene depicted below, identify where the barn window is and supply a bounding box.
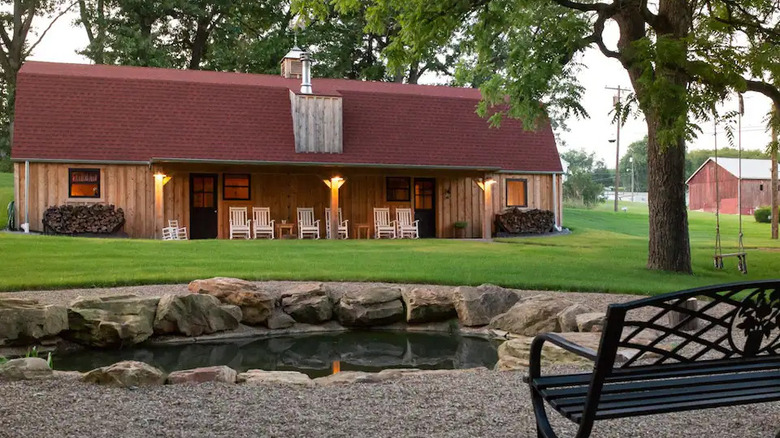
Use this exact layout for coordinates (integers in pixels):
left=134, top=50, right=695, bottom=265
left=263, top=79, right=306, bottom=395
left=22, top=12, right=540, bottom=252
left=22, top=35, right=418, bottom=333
left=760, top=184, right=764, bottom=191
left=386, top=177, right=411, bottom=202
left=506, top=179, right=528, bottom=207
left=68, top=168, right=101, bottom=198
left=223, top=174, right=251, bottom=200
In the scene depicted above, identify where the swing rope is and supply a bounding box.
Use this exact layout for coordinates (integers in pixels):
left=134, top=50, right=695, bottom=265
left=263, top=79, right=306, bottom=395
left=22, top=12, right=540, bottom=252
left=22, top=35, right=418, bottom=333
left=714, top=119, right=722, bottom=264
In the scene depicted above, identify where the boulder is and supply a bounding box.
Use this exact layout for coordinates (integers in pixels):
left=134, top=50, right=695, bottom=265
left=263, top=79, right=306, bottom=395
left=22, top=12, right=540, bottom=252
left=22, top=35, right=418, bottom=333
left=154, top=294, right=241, bottom=337
left=495, top=336, right=592, bottom=371
left=576, top=312, right=606, bottom=333
left=453, top=284, right=521, bottom=327
left=336, top=287, right=404, bottom=327
left=0, top=298, right=68, bottom=346
left=237, top=370, right=313, bottom=386
left=267, top=310, right=296, bottom=329
left=83, top=360, right=166, bottom=387
left=401, top=288, right=456, bottom=323
left=167, top=366, right=237, bottom=384
left=280, top=284, right=332, bottom=324
left=557, top=304, right=593, bottom=332
left=314, top=371, right=390, bottom=386
left=66, top=295, right=159, bottom=347
left=488, top=295, right=574, bottom=336
left=0, top=357, right=53, bottom=380
left=188, top=277, right=276, bottom=326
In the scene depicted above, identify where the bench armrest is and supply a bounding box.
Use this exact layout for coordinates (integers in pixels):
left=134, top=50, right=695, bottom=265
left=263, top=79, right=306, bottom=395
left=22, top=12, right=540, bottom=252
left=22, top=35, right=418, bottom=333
left=526, top=333, right=598, bottom=382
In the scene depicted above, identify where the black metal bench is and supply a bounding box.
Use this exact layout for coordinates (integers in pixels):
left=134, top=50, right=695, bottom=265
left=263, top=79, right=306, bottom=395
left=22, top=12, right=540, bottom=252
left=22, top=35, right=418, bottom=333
left=527, top=280, right=780, bottom=438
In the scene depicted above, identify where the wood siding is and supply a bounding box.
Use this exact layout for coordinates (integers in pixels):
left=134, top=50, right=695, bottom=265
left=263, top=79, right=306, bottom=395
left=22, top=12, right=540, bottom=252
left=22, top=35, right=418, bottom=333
left=291, top=92, right=343, bottom=154
left=688, top=160, right=773, bottom=215
left=15, top=162, right=560, bottom=239
left=13, top=163, right=155, bottom=237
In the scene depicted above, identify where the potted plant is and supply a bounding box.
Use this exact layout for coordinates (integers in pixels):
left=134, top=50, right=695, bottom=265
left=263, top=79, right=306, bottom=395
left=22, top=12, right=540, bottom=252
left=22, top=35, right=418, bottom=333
left=453, top=221, right=468, bottom=238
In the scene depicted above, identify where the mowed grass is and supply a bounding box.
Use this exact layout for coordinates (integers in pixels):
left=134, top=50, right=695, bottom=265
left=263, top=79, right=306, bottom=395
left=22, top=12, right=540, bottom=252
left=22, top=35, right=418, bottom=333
left=0, top=197, right=777, bottom=294
left=0, top=172, right=12, bottom=229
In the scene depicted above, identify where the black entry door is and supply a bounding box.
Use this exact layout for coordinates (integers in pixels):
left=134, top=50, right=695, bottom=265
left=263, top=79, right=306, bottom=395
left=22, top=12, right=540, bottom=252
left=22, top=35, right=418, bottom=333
left=190, top=174, right=218, bottom=239
left=414, top=178, right=436, bottom=238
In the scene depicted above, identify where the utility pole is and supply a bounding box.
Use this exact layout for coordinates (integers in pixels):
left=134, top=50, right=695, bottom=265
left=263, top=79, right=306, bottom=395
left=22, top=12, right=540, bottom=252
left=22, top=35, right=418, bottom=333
left=630, top=156, right=635, bottom=202
left=606, top=85, right=624, bottom=212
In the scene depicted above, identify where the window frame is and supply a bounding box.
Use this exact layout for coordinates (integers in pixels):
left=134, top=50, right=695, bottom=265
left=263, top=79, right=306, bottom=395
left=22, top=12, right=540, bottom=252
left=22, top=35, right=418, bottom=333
left=68, top=168, right=102, bottom=199
left=505, top=178, right=529, bottom=208
left=386, top=177, right=412, bottom=202
left=222, top=173, right=251, bottom=201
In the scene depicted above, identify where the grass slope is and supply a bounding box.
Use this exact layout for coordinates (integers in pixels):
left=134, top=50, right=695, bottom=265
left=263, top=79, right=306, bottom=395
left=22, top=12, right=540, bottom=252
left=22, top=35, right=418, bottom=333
left=0, top=172, right=12, bottom=229
left=0, top=199, right=777, bottom=294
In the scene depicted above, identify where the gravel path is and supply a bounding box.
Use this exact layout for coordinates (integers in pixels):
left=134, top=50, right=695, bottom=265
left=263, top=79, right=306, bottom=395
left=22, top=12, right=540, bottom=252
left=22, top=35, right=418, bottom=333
left=0, top=369, right=778, bottom=438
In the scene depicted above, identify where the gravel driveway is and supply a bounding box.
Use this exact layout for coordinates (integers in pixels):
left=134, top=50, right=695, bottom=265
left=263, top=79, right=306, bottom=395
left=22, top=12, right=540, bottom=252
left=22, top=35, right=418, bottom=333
left=0, top=369, right=778, bottom=438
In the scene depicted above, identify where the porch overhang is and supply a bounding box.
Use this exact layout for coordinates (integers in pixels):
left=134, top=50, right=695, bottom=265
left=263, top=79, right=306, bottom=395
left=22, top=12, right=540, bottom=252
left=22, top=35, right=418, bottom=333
left=150, top=157, right=502, bottom=172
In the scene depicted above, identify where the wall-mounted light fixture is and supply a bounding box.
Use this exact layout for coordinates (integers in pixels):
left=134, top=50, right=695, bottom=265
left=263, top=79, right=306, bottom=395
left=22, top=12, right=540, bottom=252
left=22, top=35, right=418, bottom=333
left=323, top=176, right=346, bottom=189
left=476, top=178, right=496, bottom=191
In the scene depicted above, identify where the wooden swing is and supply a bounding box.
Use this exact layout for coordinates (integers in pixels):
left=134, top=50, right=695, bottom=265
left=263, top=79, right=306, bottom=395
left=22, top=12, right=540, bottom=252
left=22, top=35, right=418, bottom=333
left=713, top=96, right=747, bottom=274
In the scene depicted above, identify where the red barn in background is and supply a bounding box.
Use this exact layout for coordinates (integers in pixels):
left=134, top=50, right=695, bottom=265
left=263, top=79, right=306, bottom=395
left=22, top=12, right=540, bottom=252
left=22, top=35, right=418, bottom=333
left=687, top=158, right=774, bottom=215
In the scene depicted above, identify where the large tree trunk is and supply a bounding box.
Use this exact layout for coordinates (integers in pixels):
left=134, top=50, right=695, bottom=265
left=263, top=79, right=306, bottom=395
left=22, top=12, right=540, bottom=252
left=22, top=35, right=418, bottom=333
left=645, top=114, right=692, bottom=272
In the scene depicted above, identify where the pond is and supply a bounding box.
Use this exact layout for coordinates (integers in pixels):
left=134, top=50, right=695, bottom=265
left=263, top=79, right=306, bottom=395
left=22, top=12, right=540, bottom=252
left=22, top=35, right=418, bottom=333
left=54, top=331, right=500, bottom=378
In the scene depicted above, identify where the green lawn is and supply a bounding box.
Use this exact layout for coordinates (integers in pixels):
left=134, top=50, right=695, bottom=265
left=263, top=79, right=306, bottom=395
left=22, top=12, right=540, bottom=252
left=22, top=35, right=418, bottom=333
left=0, top=198, right=777, bottom=294
left=0, top=172, right=12, bottom=229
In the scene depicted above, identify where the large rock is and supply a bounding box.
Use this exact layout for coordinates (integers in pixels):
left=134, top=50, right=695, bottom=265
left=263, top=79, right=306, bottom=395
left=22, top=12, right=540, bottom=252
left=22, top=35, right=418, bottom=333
left=495, top=336, right=592, bottom=371
left=557, top=304, right=593, bottom=332
left=0, top=357, right=53, bottom=380
left=488, top=295, right=574, bottom=336
left=401, top=288, right=456, bottom=323
left=576, top=312, right=606, bottom=333
left=336, top=287, right=404, bottom=327
left=0, top=299, right=68, bottom=346
left=280, top=284, right=332, bottom=324
left=154, top=294, right=241, bottom=336
left=83, top=360, right=166, bottom=387
left=237, top=370, right=313, bottom=386
left=66, top=295, right=159, bottom=347
left=188, top=277, right=275, bottom=326
left=167, top=366, right=237, bottom=384
left=453, top=284, right=521, bottom=327
left=267, top=310, right=296, bottom=329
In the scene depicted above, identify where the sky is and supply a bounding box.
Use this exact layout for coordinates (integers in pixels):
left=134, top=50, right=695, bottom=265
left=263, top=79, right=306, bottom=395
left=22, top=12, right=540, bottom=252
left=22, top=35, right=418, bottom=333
left=28, top=10, right=776, bottom=168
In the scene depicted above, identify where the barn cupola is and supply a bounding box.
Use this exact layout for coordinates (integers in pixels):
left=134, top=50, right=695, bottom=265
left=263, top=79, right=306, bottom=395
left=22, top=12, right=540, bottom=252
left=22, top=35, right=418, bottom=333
left=280, top=46, right=304, bottom=79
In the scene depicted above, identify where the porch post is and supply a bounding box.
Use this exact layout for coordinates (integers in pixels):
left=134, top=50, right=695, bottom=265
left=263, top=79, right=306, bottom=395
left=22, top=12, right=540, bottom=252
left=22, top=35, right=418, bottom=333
left=325, top=176, right=345, bottom=240
left=154, top=171, right=166, bottom=239
left=479, top=177, right=496, bottom=240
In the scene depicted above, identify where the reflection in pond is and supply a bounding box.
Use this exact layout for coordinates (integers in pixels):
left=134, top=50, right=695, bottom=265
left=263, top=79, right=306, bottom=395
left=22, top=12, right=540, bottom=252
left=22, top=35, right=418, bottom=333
left=54, top=331, right=500, bottom=378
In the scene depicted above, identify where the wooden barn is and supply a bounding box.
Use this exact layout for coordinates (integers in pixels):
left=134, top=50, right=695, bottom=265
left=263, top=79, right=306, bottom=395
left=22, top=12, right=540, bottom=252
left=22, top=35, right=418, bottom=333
left=10, top=52, right=563, bottom=239
left=687, top=157, right=775, bottom=215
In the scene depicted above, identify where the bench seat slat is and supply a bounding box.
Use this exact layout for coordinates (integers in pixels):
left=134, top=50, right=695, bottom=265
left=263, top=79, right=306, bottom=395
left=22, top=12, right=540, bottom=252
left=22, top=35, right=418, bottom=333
left=540, top=369, right=780, bottom=400
left=557, top=379, right=780, bottom=417
left=571, top=391, right=780, bottom=422
left=551, top=374, right=780, bottom=408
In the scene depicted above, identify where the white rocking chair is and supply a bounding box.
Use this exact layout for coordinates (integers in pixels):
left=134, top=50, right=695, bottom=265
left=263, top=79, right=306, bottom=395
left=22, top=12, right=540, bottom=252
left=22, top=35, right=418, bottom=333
left=325, top=208, right=349, bottom=239
left=229, top=207, right=251, bottom=239
left=373, top=208, right=397, bottom=239
left=396, top=208, right=420, bottom=239
left=252, top=207, right=275, bottom=239
left=297, top=208, right=321, bottom=239
left=162, top=226, right=178, bottom=241
left=168, top=220, right=188, bottom=240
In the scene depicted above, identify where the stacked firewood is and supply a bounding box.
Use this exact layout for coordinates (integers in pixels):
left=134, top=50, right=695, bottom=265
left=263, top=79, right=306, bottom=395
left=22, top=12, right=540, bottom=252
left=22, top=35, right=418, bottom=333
left=43, top=204, right=125, bottom=235
left=495, top=207, right=555, bottom=234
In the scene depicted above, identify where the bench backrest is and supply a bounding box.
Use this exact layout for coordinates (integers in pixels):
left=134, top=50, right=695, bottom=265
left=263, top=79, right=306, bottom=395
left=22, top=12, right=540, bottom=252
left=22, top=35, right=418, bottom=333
left=595, top=280, right=780, bottom=376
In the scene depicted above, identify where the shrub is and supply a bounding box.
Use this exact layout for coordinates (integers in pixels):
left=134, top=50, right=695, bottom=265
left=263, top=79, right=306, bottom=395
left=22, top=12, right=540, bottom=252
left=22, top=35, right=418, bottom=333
left=754, top=207, right=772, bottom=223
left=0, top=158, right=11, bottom=173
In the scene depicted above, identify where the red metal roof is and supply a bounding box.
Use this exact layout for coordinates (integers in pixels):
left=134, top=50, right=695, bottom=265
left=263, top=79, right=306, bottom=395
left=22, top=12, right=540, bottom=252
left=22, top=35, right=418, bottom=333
left=11, top=61, right=562, bottom=172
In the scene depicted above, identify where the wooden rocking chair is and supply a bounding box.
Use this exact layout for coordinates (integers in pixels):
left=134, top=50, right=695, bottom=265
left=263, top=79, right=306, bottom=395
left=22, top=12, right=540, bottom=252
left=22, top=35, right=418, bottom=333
left=325, top=208, right=349, bottom=239
left=373, top=208, right=396, bottom=239
left=396, top=208, right=419, bottom=239
left=252, top=207, right=274, bottom=239
left=297, top=208, right=321, bottom=239
left=229, top=207, right=251, bottom=239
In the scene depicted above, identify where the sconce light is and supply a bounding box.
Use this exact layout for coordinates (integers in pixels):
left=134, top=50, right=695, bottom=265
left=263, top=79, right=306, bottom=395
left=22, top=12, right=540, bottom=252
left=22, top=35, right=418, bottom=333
left=323, top=176, right=346, bottom=189
left=444, top=188, right=451, bottom=200
left=476, top=178, right=496, bottom=191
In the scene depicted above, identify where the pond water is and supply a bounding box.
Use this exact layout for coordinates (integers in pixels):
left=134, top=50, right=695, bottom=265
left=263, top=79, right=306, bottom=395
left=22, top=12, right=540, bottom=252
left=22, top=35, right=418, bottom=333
left=54, top=331, right=500, bottom=378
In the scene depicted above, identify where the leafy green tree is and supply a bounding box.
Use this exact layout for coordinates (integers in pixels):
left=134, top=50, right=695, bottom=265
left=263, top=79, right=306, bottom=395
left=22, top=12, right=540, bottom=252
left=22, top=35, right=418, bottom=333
left=299, top=0, right=780, bottom=273
left=561, top=149, right=606, bottom=208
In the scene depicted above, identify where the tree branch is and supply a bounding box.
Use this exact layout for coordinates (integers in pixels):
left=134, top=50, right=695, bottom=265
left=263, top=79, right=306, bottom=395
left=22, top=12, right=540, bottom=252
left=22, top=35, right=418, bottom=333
left=745, top=79, right=780, bottom=111
left=25, top=1, right=79, bottom=58
left=549, top=0, right=609, bottom=13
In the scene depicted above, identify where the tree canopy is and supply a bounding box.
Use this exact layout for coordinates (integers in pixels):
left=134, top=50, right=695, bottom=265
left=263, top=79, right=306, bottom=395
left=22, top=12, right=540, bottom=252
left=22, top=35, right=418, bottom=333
left=296, top=0, right=780, bottom=273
